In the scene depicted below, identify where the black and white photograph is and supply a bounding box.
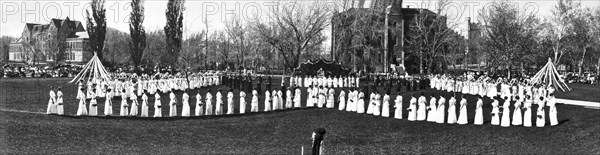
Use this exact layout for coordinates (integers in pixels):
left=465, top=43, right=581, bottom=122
left=0, top=0, right=599, bottom=154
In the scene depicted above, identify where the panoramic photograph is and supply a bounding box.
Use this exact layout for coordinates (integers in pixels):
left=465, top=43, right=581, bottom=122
left=0, top=0, right=599, bottom=154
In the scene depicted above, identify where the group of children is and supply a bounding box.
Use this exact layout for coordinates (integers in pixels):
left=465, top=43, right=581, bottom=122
left=45, top=86, right=64, bottom=115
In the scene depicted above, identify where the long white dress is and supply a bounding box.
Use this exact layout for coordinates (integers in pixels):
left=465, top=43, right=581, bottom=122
left=536, top=98, right=546, bottom=127
left=394, top=95, right=403, bottom=119
left=318, top=88, right=326, bottom=108
left=215, top=92, right=223, bottom=115
left=407, top=97, right=417, bottom=121
left=285, top=90, right=292, bottom=109
left=373, top=94, right=381, bottom=116
left=169, top=92, right=177, bottom=117
left=381, top=94, right=390, bottom=117
left=436, top=97, right=446, bottom=124
left=141, top=93, right=149, bottom=117
left=205, top=93, right=213, bottom=115
left=195, top=93, right=204, bottom=116
left=88, top=92, right=98, bottom=116
left=548, top=96, right=558, bottom=126
left=277, top=90, right=283, bottom=110
left=427, top=97, right=437, bottom=122
left=154, top=93, right=162, bottom=117
left=417, top=96, right=427, bottom=121
left=47, top=90, right=56, bottom=114
left=474, top=98, right=483, bottom=125
left=500, top=99, right=511, bottom=127
left=181, top=92, right=191, bottom=117
left=306, top=88, right=314, bottom=107
left=227, top=92, right=234, bottom=114
left=523, top=98, right=532, bottom=127
left=251, top=90, right=259, bottom=112
left=367, top=93, right=375, bottom=114
left=240, top=91, right=247, bottom=114
left=447, top=97, right=457, bottom=124
left=272, top=90, right=279, bottom=110
left=129, top=93, right=138, bottom=116
left=77, top=89, right=87, bottom=116
left=346, top=91, right=354, bottom=112
left=294, top=89, right=301, bottom=108
left=512, top=100, right=523, bottom=126
left=491, top=99, right=500, bottom=125
left=457, top=98, right=468, bottom=125
left=56, top=90, right=64, bottom=115
left=338, top=90, right=346, bottom=111
left=264, top=90, right=271, bottom=111
left=357, top=92, right=365, bottom=113
left=104, top=91, right=113, bottom=116
left=120, top=92, right=128, bottom=116
left=326, top=89, right=335, bottom=108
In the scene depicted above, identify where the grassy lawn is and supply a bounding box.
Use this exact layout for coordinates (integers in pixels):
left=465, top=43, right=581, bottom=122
left=1, top=78, right=599, bottom=154
left=556, top=83, right=600, bottom=102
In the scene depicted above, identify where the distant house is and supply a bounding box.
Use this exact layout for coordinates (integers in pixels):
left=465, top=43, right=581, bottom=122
left=8, top=17, right=91, bottom=65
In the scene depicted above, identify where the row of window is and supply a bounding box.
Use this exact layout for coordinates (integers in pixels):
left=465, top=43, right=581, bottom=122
left=9, top=51, right=82, bottom=62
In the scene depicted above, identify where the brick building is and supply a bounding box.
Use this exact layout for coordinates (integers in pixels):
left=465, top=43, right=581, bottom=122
left=8, top=17, right=91, bottom=65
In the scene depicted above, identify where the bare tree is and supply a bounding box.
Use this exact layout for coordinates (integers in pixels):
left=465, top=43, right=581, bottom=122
left=225, top=16, right=246, bottom=71
left=251, top=1, right=331, bottom=72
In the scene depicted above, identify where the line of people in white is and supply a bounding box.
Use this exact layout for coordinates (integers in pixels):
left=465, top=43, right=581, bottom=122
left=289, top=76, right=360, bottom=88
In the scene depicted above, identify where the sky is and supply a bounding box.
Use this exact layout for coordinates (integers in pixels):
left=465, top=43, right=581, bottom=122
left=1, top=0, right=599, bottom=39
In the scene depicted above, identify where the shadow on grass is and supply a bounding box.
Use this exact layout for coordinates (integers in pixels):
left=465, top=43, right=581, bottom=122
left=51, top=107, right=320, bottom=121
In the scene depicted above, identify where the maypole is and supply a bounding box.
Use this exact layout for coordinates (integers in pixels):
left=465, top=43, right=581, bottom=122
left=530, top=58, right=571, bottom=91
left=69, top=52, right=111, bottom=83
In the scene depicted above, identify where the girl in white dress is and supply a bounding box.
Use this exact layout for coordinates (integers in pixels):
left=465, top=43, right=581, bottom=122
left=407, top=96, right=417, bottom=121
left=491, top=98, right=500, bottom=125
left=215, top=89, right=223, bottom=115
left=512, top=96, right=523, bottom=126
left=56, top=87, right=64, bottom=115
left=536, top=97, right=546, bottom=127
left=205, top=91, right=213, bottom=115
left=523, top=95, right=533, bottom=127
left=447, top=96, right=457, bottom=124
left=251, top=90, right=259, bottom=112
left=195, top=92, right=204, bottom=116
left=47, top=86, right=56, bottom=114
left=120, top=90, right=128, bottom=116
left=367, top=92, right=375, bottom=114
left=474, top=97, right=483, bottom=125
left=272, top=90, right=279, bottom=110
left=169, top=90, right=177, bottom=117
left=356, top=91, right=366, bottom=113
left=427, top=97, right=437, bottom=122
left=88, top=89, right=98, bottom=116
left=381, top=92, right=390, bottom=117
left=394, top=92, right=403, bottom=119
left=548, top=94, right=558, bottom=126
left=181, top=91, right=191, bottom=117
left=129, top=91, right=138, bottom=116
left=500, top=97, right=511, bottom=127
left=373, top=92, right=381, bottom=116
left=277, top=89, right=283, bottom=109
left=317, top=86, right=326, bottom=108
left=141, top=92, right=149, bottom=117
left=240, top=90, right=247, bottom=114
left=306, top=86, right=314, bottom=107
left=457, top=97, right=468, bottom=125
left=77, top=88, right=88, bottom=116
left=264, top=90, right=271, bottom=111
left=436, top=96, right=446, bottom=124
left=326, top=87, right=335, bottom=109
left=104, top=89, right=113, bottom=116
left=154, top=93, right=162, bottom=117
left=346, top=88, right=354, bottom=111
left=285, top=89, right=292, bottom=109
left=227, top=89, right=234, bottom=114
left=338, top=90, right=346, bottom=111
left=294, top=88, right=301, bottom=108
left=416, top=94, right=427, bottom=121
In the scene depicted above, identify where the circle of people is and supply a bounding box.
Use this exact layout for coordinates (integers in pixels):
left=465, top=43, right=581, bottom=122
left=44, top=74, right=558, bottom=127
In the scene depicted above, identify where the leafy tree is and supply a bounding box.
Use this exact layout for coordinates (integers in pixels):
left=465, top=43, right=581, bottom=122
left=128, top=0, right=146, bottom=74
left=86, top=0, right=107, bottom=61
left=163, top=0, right=185, bottom=66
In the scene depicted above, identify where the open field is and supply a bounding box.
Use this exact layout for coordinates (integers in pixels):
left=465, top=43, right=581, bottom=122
left=1, top=78, right=600, bottom=154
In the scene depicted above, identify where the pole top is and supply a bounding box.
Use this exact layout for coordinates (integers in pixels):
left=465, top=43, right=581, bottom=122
left=548, top=57, right=552, bottom=62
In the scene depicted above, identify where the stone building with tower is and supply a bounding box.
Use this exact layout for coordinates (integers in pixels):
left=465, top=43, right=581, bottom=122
left=331, top=0, right=443, bottom=74
left=8, top=17, right=91, bottom=65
